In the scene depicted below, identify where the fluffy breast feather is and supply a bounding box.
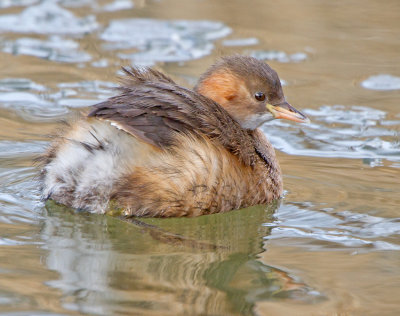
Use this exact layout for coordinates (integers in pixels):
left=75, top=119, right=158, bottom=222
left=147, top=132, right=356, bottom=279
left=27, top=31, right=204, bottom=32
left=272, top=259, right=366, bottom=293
left=111, top=132, right=282, bottom=217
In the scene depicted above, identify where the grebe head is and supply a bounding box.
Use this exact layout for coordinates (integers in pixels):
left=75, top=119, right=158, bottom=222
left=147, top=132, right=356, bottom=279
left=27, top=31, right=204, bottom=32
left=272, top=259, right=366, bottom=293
left=195, top=55, right=309, bottom=130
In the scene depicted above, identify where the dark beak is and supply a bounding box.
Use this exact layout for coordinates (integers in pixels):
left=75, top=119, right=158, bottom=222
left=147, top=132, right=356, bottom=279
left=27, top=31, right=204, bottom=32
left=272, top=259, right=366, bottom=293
left=266, top=101, right=310, bottom=123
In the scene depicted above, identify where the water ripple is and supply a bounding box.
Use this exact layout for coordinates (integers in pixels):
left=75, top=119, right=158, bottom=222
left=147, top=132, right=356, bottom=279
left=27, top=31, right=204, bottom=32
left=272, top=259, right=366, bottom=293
left=57, top=81, right=117, bottom=99
left=0, top=0, right=38, bottom=8
left=0, top=141, right=47, bottom=160
left=265, top=203, right=400, bottom=251
left=0, top=79, right=117, bottom=122
left=263, top=105, right=400, bottom=162
left=101, top=18, right=231, bottom=66
left=252, top=50, right=308, bottom=63
left=0, top=36, right=92, bottom=63
left=0, top=164, right=42, bottom=226
left=0, top=91, right=68, bottom=122
left=0, top=2, right=98, bottom=35
left=0, top=78, right=46, bottom=92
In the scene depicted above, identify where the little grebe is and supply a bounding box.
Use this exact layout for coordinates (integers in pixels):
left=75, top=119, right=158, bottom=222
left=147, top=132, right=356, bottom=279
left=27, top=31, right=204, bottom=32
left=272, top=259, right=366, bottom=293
left=40, top=55, right=308, bottom=217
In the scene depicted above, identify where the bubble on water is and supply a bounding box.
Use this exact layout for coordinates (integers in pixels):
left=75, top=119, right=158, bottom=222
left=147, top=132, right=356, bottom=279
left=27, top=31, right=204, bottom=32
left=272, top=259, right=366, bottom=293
left=0, top=2, right=98, bottom=35
left=251, top=50, right=307, bottom=63
left=361, top=74, right=400, bottom=91
left=222, top=37, right=259, bottom=47
left=101, top=18, right=231, bottom=65
left=0, top=36, right=92, bottom=63
left=263, top=105, right=400, bottom=163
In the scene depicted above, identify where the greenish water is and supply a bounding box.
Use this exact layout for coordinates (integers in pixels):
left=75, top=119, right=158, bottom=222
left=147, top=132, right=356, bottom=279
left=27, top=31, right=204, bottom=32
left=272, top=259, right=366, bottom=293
left=41, top=201, right=324, bottom=315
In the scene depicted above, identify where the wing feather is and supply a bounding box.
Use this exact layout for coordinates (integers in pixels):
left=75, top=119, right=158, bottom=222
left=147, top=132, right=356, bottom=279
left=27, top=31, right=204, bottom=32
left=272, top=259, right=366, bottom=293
left=88, top=67, right=257, bottom=165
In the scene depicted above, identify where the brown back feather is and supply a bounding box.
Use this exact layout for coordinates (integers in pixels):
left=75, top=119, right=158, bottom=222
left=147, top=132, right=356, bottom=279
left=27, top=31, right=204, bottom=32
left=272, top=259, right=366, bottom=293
left=88, top=67, right=260, bottom=166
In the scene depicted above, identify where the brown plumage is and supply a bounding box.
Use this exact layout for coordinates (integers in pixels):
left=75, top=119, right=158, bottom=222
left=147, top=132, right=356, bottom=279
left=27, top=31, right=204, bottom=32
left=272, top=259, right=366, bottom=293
left=39, top=55, right=308, bottom=217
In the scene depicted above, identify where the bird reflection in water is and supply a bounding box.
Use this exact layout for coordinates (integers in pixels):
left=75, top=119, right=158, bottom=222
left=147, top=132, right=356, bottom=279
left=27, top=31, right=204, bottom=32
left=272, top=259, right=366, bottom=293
left=42, top=201, right=324, bottom=315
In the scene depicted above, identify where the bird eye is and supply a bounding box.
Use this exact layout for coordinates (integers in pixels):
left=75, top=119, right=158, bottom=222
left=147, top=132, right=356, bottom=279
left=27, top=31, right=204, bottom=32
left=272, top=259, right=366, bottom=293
left=254, top=92, right=265, bottom=101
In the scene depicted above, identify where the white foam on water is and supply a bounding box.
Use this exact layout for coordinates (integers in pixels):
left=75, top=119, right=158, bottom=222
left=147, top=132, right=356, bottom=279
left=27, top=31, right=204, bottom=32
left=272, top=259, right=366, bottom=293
left=265, top=203, right=400, bottom=251
left=0, top=0, right=38, bottom=8
left=0, top=2, right=98, bottom=35
left=102, top=0, right=134, bottom=12
left=101, top=18, right=231, bottom=65
left=252, top=50, right=308, bottom=63
left=262, top=105, right=400, bottom=162
left=0, top=36, right=92, bottom=63
left=222, top=37, right=259, bottom=47
left=361, top=74, right=400, bottom=91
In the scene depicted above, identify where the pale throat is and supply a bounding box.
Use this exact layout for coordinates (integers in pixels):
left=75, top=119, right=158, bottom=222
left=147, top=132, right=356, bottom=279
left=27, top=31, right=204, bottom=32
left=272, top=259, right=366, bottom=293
left=239, top=112, right=275, bottom=130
